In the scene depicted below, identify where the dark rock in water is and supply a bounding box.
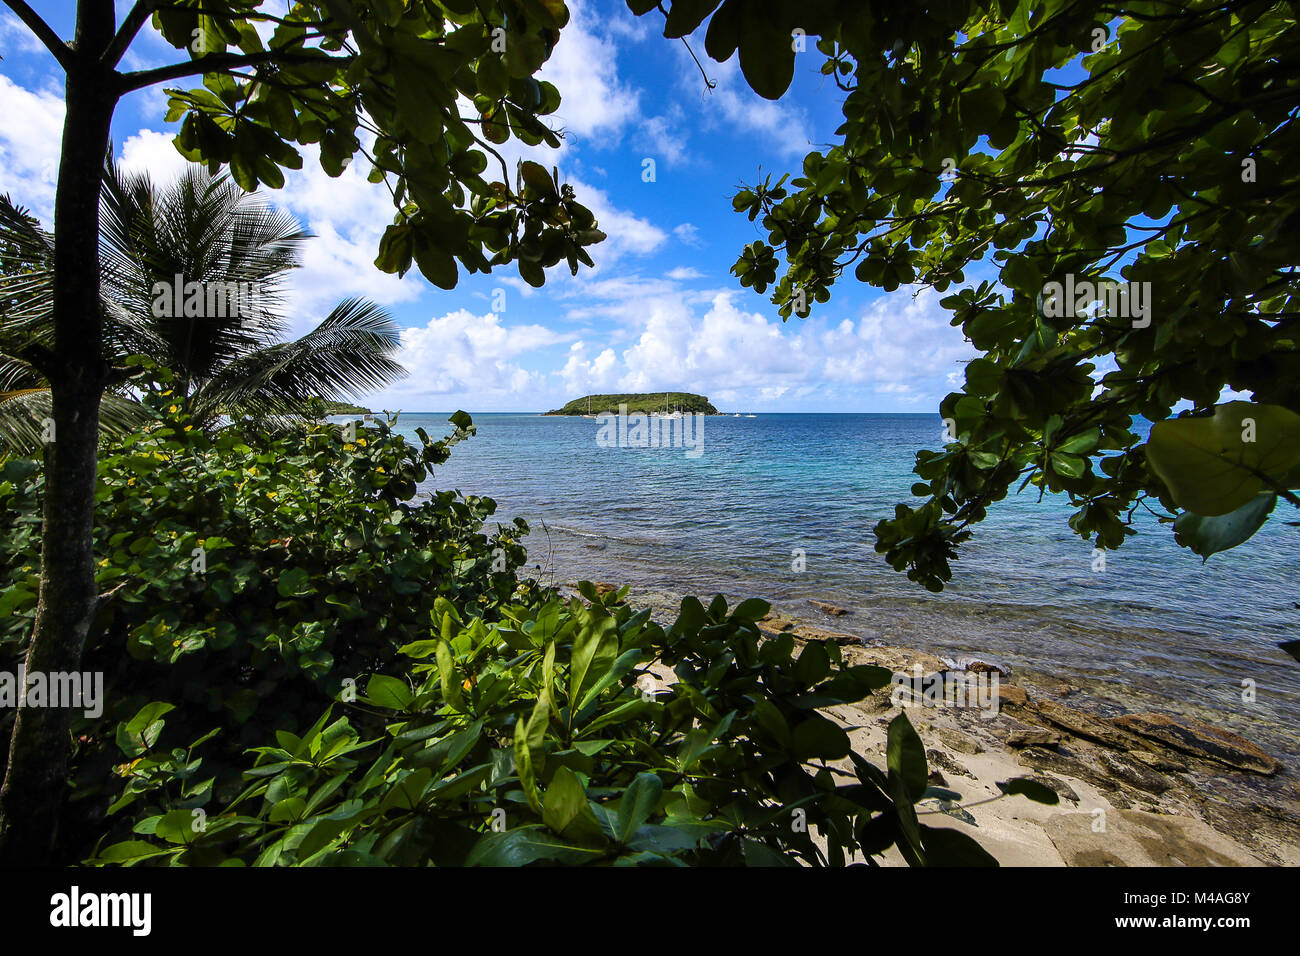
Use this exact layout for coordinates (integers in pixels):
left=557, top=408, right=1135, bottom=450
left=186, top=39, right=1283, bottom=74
left=759, top=611, right=797, bottom=631
left=1111, top=713, right=1282, bottom=776
left=1033, top=699, right=1140, bottom=751
left=951, top=655, right=1010, bottom=676
left=808, top=599, right=851, bottom=617
left=1006, top=728, right=1062, bottom=749
left=1097, top=751, right=1175, bottom=795
left=757, top=611, right=859, bottom=645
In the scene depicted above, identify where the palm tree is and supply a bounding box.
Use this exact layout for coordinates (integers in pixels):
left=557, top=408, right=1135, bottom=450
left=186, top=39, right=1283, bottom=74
left=0, top=160, right=406, bottom=455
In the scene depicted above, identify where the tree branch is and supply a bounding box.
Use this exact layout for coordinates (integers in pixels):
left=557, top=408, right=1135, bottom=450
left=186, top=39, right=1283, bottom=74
left=117, top=48, right=349, bottom=94
left=1, top=0, right=73, bottom=70
left=101, top=0, right=157, bottom=68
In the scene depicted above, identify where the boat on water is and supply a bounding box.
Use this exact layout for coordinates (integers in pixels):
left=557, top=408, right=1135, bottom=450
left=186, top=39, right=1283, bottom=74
left=745, top=414, right=757, bottom=418
left=650, top=392, right=683, bottom=418
left=732, top=413, right=741, bottom=417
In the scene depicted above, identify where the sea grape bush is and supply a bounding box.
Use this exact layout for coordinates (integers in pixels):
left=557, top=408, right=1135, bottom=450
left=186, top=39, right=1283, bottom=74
left=0, top=371, right=530, bottom=857
left=90, top=589, right=1053, bottom=867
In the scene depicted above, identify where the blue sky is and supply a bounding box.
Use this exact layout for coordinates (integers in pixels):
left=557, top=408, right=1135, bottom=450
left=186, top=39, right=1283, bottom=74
left=0, top=0, right=978, bottom=413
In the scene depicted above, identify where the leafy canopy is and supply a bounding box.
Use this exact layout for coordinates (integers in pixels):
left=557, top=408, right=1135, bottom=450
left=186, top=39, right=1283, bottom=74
left=114, top=0, right=604, bottom=290
left=631, top=0, right=1300, bottom=585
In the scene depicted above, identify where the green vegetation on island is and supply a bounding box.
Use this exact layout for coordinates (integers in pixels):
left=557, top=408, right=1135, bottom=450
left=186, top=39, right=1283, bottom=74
left=316, top=400, right=374, bottom=416
left=546, top=392, right=719, bottom=416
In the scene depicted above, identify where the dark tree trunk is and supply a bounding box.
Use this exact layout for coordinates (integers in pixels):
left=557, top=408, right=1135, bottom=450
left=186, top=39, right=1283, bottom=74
left=0, top=1, right=119, bottom=865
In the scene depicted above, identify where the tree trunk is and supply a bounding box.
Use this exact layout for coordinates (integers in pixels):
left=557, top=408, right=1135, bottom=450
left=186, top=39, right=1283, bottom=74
left=0, top=2, right=118, bottom=865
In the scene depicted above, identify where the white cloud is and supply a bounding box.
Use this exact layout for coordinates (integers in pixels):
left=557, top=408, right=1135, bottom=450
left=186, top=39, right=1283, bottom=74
left=538, top=0, right=641, bottom=144
left=563, top=176, right=667, bottom=264
left=675, top=50, right=812, bottom=159
left=376, top=310, right=575, bottom=405
left=119, top=129, right=192, bottom=183
left=673, top=222, right=703, bottom=247
left=0, top=13, right=50, bottom=56
left=554, top=287, right=975, bottom=408
left=636, top=110, right=690, bottom=166
left=0, top=74, right=65, bottom=220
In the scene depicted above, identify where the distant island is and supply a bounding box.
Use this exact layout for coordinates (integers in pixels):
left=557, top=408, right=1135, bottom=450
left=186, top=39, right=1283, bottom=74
left=545, top=392, right=719, bottom=416
left=316, top=400, right=373, bottom=415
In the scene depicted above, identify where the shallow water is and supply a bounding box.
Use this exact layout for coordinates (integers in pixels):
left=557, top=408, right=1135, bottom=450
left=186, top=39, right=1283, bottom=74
left=377, top=411, right=1300, bottom=764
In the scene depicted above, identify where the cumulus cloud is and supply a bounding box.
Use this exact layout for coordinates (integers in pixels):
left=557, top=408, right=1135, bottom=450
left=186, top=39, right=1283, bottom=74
left=552, top=287, right=976, bottom=408
left=673, top=222, right=703, bottom=247
left=538, top=0, right=641, bottom=145
left=0, top=13, right=49, bottom=57
left=0, top=74, right=65, bottom=220
left=674, top=51, right=812, bottom=159
left=376, top=310, right=575, bottom=405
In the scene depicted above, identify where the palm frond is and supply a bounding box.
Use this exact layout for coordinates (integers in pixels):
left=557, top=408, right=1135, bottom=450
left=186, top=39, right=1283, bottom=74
left=192, top=298, right=405, bottom=422
left=0, top=388, right=149, bottom=459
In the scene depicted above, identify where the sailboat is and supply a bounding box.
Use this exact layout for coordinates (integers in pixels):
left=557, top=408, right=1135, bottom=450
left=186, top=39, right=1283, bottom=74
left=653, top=392, right=682, bottom=418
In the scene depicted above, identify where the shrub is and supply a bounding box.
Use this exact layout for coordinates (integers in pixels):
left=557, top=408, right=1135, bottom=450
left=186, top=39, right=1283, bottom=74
left=0, top=374, right=530, bottom=858
left=90, top=589, right=1052, bottom=866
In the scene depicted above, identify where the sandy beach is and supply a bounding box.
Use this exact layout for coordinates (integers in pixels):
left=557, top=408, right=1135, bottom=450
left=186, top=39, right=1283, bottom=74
left=567, top=582, right=1300, bottom=866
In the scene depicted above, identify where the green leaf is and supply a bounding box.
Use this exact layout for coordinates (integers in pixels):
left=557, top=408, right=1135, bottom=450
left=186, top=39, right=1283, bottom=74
left=1146, top=402, right=1300, bottom=516
left=435, top=640, right=465, bottom=712
left=364, top=674, right=414, bottom=710
left=791, top=712, right=851, bottom=760
left=615, top=772, right=663, bottom=843
left=117, top=702, right=175, bottom=759
left=276, top=567, right=315, bottom=598
left=1173, top=493, right=1277, bottom=560
left=886, top=712, right=928, bottom=803
left=542, top=766, right=607, bottom=845
left=94, top=840, right=175, bottom=864
left=663, top=0, right=721, bottom=38
left=467, top=827, right=606, bottom=866
left=737, top=16, right=795, bottom=99
left=730, top=597, right=771, bottom=622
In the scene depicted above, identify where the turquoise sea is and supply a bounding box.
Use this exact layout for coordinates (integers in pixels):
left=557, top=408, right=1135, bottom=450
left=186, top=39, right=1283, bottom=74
left=379, top=411, right=1299, bottom=763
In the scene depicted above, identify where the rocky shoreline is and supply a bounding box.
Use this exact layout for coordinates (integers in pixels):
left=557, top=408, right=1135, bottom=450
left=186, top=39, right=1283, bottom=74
left=563, top=582, right=1300, bottom=866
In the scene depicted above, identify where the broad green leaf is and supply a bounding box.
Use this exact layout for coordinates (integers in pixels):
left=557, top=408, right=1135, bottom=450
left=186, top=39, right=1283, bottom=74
left=886, top=712, right=928, bottom=803
left=615, top=772, right=663, bottom=843
left=1146, top=403, right=1300, bottom=516
left=1173, top=493, right=1277, bottom=560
